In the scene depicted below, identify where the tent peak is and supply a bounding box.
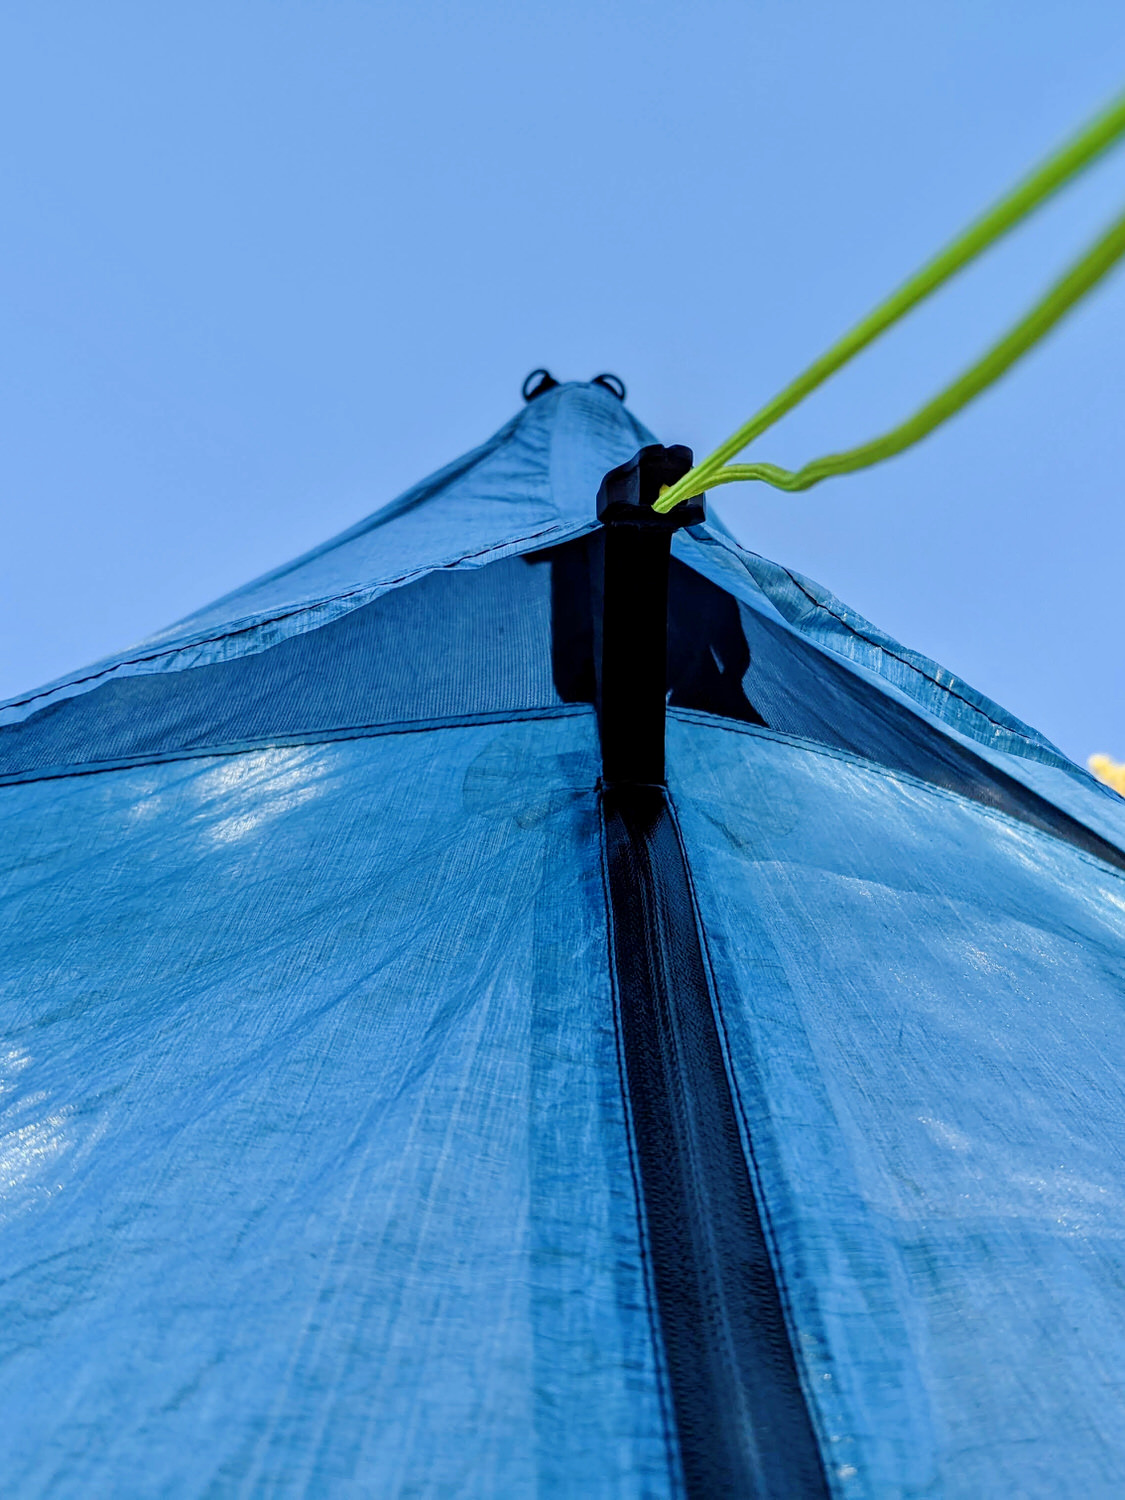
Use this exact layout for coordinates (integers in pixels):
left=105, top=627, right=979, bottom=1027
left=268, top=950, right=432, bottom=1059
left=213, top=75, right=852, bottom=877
left=521, top=369, right=627, bottom=404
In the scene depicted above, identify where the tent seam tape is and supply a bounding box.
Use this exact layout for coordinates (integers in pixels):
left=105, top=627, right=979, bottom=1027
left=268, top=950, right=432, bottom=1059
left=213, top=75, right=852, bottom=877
left=596, top=790, right=684, bottom=1495
left=667, top=708, right=1125, bottom=882
left=775, top=562, right=1045, bottom=740
left=2, top=520, right=595, bottom=716
left=0, top=706, right=595, bottom=788
left=702, top=528, right=1053, bottom=751
left=666, top=788, right=843, bottom=1489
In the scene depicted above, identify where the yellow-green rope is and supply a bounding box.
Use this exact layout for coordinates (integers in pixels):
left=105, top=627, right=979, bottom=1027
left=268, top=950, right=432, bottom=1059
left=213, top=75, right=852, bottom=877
left=654, top=89, right=1125, bottom=513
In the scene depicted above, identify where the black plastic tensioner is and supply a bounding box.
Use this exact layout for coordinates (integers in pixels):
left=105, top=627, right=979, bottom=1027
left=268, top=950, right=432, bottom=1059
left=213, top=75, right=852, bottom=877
left=595, top=444, right=705, bottom=786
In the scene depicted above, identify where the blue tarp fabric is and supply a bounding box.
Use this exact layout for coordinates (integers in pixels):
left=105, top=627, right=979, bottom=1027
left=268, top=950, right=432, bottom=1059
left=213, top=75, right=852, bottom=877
left=2, top=381, right=1125, bottom=1496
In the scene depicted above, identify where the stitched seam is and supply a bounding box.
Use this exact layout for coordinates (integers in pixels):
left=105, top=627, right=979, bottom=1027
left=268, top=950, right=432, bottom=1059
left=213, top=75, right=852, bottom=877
left=666, top=790, right=838, bottom=1494
left=597, top=793, right=683, bottom=1497
left=776, top=560, right=1038, bottom=740
left=0, top=706, right=595, bottom=788
left=231, top=421, right=523, bottom=590
left=703, top=529, right=1046, bottom=749
left=3, top=520, right=593, bottom=715
left=667, top=707, right=1125, bottom=885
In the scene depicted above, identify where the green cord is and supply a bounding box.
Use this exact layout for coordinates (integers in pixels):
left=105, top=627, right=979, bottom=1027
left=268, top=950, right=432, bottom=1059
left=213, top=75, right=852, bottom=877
left=655, top=88, right=1125, bottom=513
left=701, top=207, right=1125, bottom=494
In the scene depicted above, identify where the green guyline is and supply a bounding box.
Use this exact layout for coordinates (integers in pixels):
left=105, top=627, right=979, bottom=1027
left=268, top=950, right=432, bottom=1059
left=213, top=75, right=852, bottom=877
left=655, top=88, right=1125, bottom=512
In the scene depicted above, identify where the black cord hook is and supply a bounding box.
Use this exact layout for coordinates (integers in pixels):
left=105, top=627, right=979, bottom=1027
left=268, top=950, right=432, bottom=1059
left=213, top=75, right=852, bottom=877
left=521, top=369, right=560, bottom=402
left=591, top=373, right=626, bottom=401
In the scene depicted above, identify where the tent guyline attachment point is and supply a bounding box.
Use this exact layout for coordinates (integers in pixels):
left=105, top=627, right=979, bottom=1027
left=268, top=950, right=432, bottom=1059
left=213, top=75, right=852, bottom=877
left=595, top=444, right=702, bottom=788
left=521, top=368, right=559, bottom=401
left=655, top=84, right=1125, bottom=513
left=591, top=372, right=627, bottom=401
left=594, top=445, right=830, bottom=1495
left=521, top=369, right=627, bottom=402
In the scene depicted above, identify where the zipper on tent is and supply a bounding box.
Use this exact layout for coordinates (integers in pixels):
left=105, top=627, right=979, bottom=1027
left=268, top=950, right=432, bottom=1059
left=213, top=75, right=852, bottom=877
left=595, top=447, right=829, bottom=1500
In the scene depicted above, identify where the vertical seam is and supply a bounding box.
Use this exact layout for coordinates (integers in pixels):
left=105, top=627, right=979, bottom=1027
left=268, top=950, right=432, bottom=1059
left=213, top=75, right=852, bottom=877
left=597, top=792, right=684, bottom=1497
left=664, top=789, right=840, bottom=1496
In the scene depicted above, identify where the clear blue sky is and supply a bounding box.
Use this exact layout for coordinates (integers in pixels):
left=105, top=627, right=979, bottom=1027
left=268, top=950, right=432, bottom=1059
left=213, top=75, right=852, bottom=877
left=2, top=1, right=1123, bottom=763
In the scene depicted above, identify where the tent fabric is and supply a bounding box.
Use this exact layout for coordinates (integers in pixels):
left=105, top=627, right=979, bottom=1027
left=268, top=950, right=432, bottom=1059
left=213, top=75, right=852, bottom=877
left=3, top=527, right=1120, bottom=873
left=3, top=380, right=1125, bottom=1496
left=670, top=712, right=1125, bottom=1495
left=0, top=555, right=569, bottom=776
left=0, top=716, right=671, bottom=1497
left=0, top=377, right=1094, bottom=784
left=0, top=384, right=654, bottom=725
left=673, top=528, right=1073, bottom=771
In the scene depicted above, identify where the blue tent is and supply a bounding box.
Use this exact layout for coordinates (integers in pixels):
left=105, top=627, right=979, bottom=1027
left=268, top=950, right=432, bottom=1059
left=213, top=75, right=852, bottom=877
left=3, top=378, right=1125, bottom=1497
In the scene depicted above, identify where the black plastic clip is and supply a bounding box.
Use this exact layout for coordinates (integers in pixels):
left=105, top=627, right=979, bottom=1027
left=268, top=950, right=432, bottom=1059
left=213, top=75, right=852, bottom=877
left=595, top=445, right=706, bottom=786
left=521, top=369, right=560, bottom=402
left=591, top=373, right=626, bottom=401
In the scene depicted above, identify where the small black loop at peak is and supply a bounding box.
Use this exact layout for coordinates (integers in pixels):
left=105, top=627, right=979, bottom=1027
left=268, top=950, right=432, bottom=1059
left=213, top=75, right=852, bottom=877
left=591, top=373, right=626, bottom=402
left=522, top=369, right=560, bottom=402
